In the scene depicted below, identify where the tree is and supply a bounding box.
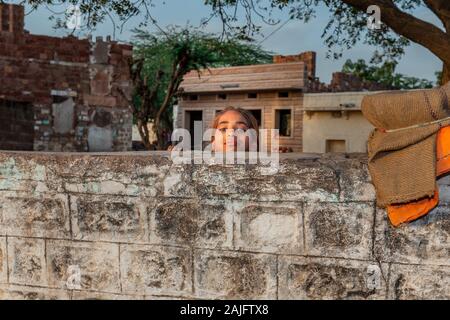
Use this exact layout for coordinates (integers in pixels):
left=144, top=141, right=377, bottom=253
left=341, top=58, right=435, bottom=89
left=21, top=0, right=450, bottom=84
left=203, top=0, right=450, bottom=85
left=123, top=27, right=272, bottom=150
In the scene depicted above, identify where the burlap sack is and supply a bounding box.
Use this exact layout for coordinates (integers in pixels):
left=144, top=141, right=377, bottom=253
left=362, top=82, right=450, bottom=208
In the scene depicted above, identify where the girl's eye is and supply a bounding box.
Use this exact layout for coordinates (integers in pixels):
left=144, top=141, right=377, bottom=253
left=219, top=128, right=227, bottom=133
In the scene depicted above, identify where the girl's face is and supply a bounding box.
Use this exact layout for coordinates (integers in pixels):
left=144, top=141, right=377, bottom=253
left=213, top=110, right=251, bottom=152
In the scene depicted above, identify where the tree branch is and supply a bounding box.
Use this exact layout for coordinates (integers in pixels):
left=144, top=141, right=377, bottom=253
left=423, top=0, right=450, bottom=31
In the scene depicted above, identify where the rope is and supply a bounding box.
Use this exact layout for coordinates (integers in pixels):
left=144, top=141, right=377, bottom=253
left=383, top=116, right=450, bottom=133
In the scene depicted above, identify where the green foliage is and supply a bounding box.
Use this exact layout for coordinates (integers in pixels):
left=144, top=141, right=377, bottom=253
left=131, top=26, right=272, bottom=142
left=21, top=1, right=440, bottom=68
left=203, top=0, right=427, bottom=64
left=341, top=58, right=435, bottom=89
left=25, top=0, right=152, bottom=31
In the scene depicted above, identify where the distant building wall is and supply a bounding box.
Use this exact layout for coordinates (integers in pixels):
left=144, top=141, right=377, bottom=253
left=302, top=91, right=385, bottom=153
left=329, top=72, right=393, bottom=92
left=0, top=151, right=449, bottom=299
left=0, top=4, right=133, bottom=152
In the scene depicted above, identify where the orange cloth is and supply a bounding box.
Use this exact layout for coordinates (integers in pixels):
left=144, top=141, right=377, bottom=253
left=436, top=126, right=450, bottom=176
left=387, top=126, right=450, bottom=226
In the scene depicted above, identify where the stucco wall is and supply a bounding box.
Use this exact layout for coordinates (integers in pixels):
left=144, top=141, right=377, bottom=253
left=303, top=111, right=373, bottom=153
left=0, top=151, right=448, bottom=300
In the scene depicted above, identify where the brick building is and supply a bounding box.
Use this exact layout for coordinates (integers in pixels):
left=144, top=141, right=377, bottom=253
left=176, top=51, right=392, bottom=152
left=0, top=4, right=133, bottom=152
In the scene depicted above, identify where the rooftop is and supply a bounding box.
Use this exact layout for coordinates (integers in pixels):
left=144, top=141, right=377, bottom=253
left=302, top=90, right=395, bottom=111
left=180, top=62, right=307, bottom=94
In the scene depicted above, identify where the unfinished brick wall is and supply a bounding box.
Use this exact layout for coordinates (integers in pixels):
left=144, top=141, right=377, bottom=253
left=274, top=51, right=316, bottom=79
left=329, top=72, right=392, bottom=92
left=0, top=4, right=133, bottom=152
left=273, top=51, right=390, bottom=93
left=0, top=3, right=24, bottom=33
left=0, top=100, right=34, bottom=151
left=0, top=151, right=448, bottom=300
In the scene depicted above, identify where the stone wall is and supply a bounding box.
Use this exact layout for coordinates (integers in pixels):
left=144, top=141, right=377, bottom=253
left=0, top=151, right=448, bottom=300
left=329, top=72, right=393, bottom=92
left=0, top=4, right=133, bottom=152
left=273, top=51, right=316, bottom=79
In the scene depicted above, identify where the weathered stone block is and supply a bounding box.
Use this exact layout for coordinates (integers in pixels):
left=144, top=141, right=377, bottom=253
left=54, top=154, right=166, bottom=181
left=388, top=263, right=450, bottom=299
left=72, top=290, right=144, bottom=300
left=163, top=164, right=195, bottom=198
left=65, top=180, right=148, bottom=197
left=120, top=244, right=192, bottom=296
left=0, top=191, right=70, bottom=238
left=338, top=158, right=375, bottom=201
left=278, top=256, right=388, bottom=300
left=59, top=155, right=174, bottom=197
left=194, top=249, right=277, bottom=299
left=150, top=199, right=232, bottom=248
left=374, top=206, right=450, bottom=265
left=304, top=202, right=374, bottom=260
left=144, top=294, right=196, bottom=300
left=8, top=237, right=47, bottom=286
left=0, top=284, right=71, bottom=300
left=71, top=195, right=149, bottom=243
left=0, top=237, right=7, bottom=284
left=0, top=153, right=51, bottom=180
left=46, top=240, right=120, bottom=292
left=234, top=202, right=303, bottom=254
left=192, top=160, right=340, bottom=202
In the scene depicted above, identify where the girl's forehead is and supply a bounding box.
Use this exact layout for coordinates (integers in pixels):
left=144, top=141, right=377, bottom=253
left=217, top=110, right=247, bottom=125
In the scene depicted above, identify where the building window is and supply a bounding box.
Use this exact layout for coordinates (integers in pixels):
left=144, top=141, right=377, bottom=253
left=275, top=109, right=292, bottom=137
left=189, top=95, right=199, bottom=101
left=326, top=139, right=346, bottom=153
left=0, top=100, right=34, bottom=151
left=249, top=109, right=262, bottom=128
left=247, top=93, right=257, bottom=99
left=278, top=91, right=289, bottom=98
left=184, top=110, right=203, bottom=150
left=218, top=93, right=228, bottom=100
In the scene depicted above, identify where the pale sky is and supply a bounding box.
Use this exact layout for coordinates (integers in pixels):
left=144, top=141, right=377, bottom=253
left=12, top=0, right=444, bottom=84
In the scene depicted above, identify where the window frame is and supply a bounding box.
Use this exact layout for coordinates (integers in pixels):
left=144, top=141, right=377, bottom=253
left=274, top=107, right=294, bottom=139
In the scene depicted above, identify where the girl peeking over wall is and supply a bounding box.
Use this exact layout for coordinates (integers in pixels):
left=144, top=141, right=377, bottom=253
left=210, top=106, right=259, bottom=152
